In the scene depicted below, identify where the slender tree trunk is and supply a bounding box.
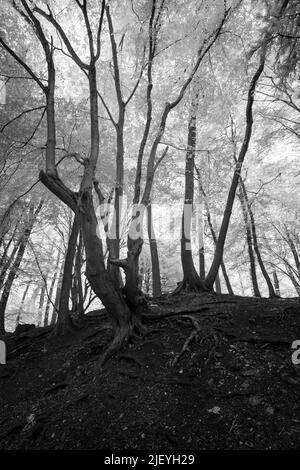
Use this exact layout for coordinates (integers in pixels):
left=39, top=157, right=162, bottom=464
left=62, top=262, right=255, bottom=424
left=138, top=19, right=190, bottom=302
left=215, top=273, right=221, bottom=294
left=239, top=178, right=276, bottom=297
left=207, top=209, right=233, bottom=294
left=238, top=185, right=261, bottom=297
left=179, top=84, right=205, bottom=292
left=205, top=55, right=265, bottom=289
left=76, top=230, right=84, bottom=318
left=0, top=216, right=22, bottom=270
left=273, top=270, right=280, bottom=296
left=0, top=201, right=43, bottom=334
left=37, top=280, right=46, bottom=326
left=15, top=281, right=31, bottom=328
left=51, top=265, right=63, bottom=326
left=286, top=229, right=300, bottom=277
left=44, top=249, right=60, bottom=326
left=56, top=215, right=80, bottom=334
left=286, top=265, right=300, bottom=296
left=195, top=165, right=234, bottom=294
left=197, top=178, right=205, bottom=278
left=147, top=203, right=161, bottom=297
left=0, top=241, right=20, bottom=290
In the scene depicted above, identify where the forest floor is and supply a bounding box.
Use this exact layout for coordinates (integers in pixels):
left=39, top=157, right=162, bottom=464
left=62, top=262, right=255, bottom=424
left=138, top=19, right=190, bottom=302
left=0, top=292, right=300, bottom=450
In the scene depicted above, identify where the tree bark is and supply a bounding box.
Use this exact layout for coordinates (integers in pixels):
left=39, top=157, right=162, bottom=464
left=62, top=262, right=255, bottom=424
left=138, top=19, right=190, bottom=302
left=215, top=273, right=221, bottom=294
left=240, top=179, right=276, bottom=297
left=273, top=270, right=280, bottom=296
left=37, top=280, right=46, bottom=326
left=197, top=178, right=205, bottom=278
left=56, top=215, right=80, bottom=334
left=205, top=54, right=265, bottom=290
left=195, top=165, right=234, bottom=295
left=238, top=184, right=261, bottom=297
left=15, top=281, right=31, bottom=329
left=179, top=84, right=206, bottom=292
left=147, top=203, right=162, bottom=297
left=0, top=200, right=43, bottom=334
left=44, top=249, right=60, bottom=326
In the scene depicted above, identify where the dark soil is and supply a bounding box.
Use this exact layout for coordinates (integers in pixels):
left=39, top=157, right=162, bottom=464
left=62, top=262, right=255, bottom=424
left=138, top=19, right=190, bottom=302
left=0, top=292, right=300, bottom=450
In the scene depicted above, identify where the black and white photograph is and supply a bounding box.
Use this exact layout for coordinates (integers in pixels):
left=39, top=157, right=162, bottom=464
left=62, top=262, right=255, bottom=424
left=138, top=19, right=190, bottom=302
left=0, top=0, right=300, bottom=455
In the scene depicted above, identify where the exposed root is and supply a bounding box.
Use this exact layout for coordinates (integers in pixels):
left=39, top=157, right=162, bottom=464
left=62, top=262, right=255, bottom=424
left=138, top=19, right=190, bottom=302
left=99, top=315, right=145, bottom=366
left=143, top=306, right=209, bottom=321
left=173, top=279, right=208, bottom=295
left=171, top=315, right=201, bottom=366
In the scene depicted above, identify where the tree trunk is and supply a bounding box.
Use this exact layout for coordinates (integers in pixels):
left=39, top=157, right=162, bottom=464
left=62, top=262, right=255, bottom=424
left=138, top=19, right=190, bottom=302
left=37, top=280, right=46, bottom=326
left=74, top=229, right=84, bottom=319
left=56, top=214, right=80, bottom=334
left=71, top=230, right=84, bottom=319
left=286, top=229, right=300, bottom=277
left=44, top=249, right=60, bottom=326
left=179, top=85, right=206, bottom=292
left=15, top=281, right=30, bottom=328
left=0, top=201, right=43, bottom=334
left=0, top=241, right=19, bottom=290
left=147, top=203, right=161, bottom=297
left=80, top=188, right=140, bottom=356
left=51, top=266, right=63, bottom=326
left=241, top=181, right=276, bottom=297
left=197, top=178, right=205, bottom=279
left=273, top=270, right=280, bottom=296
left=0, top=216, right=22, bottom=273
left=195, top=164, right=234, bottom=294
left=215, top=273, right=221, bottom=294
left=205, top=55, right=265, bottom=290
left=238, top=184, right=261, bottom=297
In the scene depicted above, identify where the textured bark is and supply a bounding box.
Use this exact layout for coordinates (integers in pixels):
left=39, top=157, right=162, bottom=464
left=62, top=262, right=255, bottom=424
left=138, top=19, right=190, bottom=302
left=240, top=180, right=276, bottom=297
left=196, top=166, right=234, bottom=295
left=0, top=238, right=19, bottom=290
left=238, top=184, right=261, bottom=297
left=273, top=270, right=280, bottom=296
left=147, top=203, right=161, bottom=297
left=56, top=215, right=80, bottom=334
left=51, top=265, right=63, bottom=326
left=75, top=230, right=84, bottom=319
left=179, top=85, right=206, bottom=292
left=215, top=273, right=221, bottom=294
left=205, top=55, right=265, bottom=290
left=286, top=229, right=300, bottom=277
left=37, top=281, right=46, bottom=326
left=0, top=201, right=43, bottom=334
left=197, top=179, right=205, bottom=279
left=44, top=250, right=60, bottom=326
left=80, top=189, right=139, bottom=348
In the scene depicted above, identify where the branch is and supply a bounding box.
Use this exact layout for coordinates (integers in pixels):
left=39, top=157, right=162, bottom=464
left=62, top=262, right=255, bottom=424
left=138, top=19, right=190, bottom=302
left=0, top=36, right=46, bottom=92
left=34, top=6, right=90, bottom=70
left=153, top=145, right=169, bottom=173
left=1, top=105, right=45, bottom=133
left=95, top=0, right=106, bottom=61
left=106, top=4, right=123, bottom=106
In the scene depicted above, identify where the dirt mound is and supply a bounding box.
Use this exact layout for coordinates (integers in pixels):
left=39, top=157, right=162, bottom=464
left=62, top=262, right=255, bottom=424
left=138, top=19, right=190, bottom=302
left=0, top=293, right=300, bottom=450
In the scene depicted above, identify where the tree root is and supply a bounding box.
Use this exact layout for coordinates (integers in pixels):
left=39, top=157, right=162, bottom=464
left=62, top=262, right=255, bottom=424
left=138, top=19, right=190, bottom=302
left=171, top=316, right=201, bottom=366
left=172, top=279, right=208, bottom=295
left=143, top=306, right=209, bottom=321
